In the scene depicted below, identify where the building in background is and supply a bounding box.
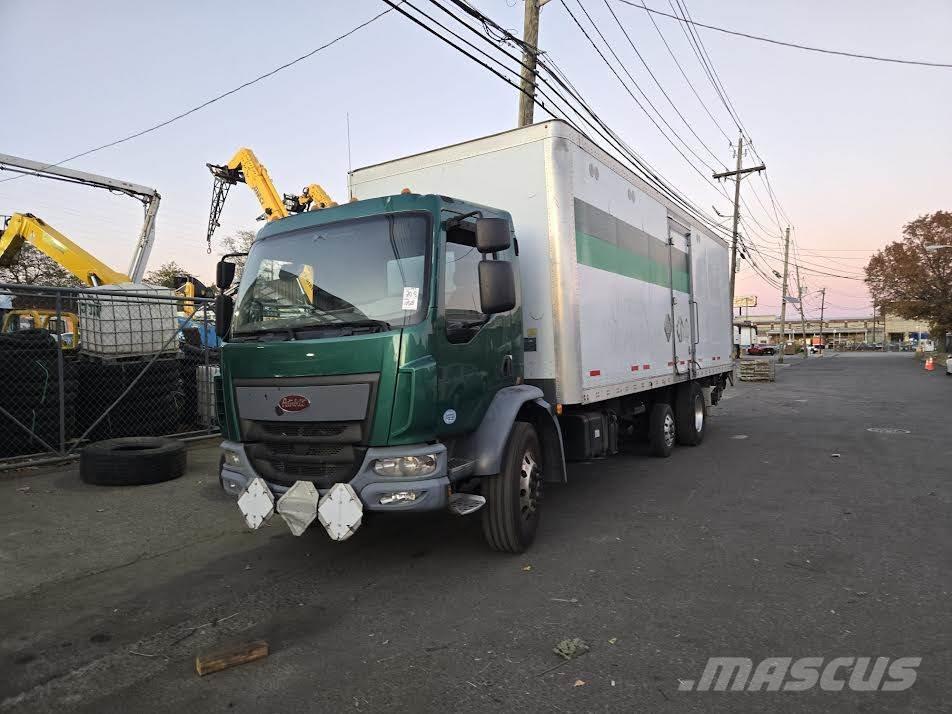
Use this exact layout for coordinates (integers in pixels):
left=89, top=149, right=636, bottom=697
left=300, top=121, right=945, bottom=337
left=742, top=313, right=931, bottom=348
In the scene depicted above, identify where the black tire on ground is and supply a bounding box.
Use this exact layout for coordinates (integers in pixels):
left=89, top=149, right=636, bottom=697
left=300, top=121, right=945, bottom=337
left=481, top=421, right=543, bottom=553
left=674, top=382, right=707, bottom=446
left=648, top=402, right=676, bottom=457
left=80, top=437, right=187, bottom=486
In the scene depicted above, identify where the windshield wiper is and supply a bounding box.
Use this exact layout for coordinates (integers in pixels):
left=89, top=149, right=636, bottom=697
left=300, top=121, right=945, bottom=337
left=229, top=326, right=295, bottom=342
left=289, top=319, right=392, bottom=339
left=334, top=319, right=392, bottom=331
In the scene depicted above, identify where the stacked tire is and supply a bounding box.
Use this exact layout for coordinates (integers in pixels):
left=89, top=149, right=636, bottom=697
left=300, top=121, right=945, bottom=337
left=77, top=357, right=182, bottom=441
left=0, top=330, right=77, bottom=458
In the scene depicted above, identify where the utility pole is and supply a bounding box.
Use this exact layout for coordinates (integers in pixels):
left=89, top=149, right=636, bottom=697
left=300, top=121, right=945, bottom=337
left=518, top=0, right=550, bottom=127
left=796, top=263, right=808, bottom=359
left=818, top=287, right=826, bottom=349
left=778, top=226, right=791, bottom=363
left=712, top=135, right=766, bottom=309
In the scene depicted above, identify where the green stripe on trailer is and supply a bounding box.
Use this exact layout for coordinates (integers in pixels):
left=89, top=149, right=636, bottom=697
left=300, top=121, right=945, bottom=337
left=576, top=231, right=690, bottom=292
left=574, top=198, right=689, bottom=292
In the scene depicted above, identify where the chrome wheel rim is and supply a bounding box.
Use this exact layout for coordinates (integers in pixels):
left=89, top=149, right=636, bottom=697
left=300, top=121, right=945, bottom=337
left=663, top=413, right=676, bottom=448
left=694, top=395, right=704, bottom=433
left=519, top=450, right=541, bottom=519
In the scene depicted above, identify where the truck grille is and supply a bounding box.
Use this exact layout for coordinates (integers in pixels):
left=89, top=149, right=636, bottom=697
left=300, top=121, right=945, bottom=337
left=234, top=374, right=378, bottom=490
left=242, top=419, right=366, bottom=489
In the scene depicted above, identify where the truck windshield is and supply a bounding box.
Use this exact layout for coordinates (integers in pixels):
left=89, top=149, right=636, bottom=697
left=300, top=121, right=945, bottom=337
left=232, top=213, right=430, bottom=336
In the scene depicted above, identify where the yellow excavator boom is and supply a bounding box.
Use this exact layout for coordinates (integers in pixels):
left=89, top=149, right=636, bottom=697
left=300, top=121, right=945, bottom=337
left=289, top=183, right=338, bottom=213
left=0, top=213, right=130, bottom=286
left=205, top=148, right=336, bottom=248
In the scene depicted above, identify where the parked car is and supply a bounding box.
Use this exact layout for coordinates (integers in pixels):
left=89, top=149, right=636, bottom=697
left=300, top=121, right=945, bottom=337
left=946, top=356, right=951, bottom=376
left=747, top=344, right=777, bottom=356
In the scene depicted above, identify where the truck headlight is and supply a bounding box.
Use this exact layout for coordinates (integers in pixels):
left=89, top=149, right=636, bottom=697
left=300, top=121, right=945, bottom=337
left=223, top=449, right=242, bottom=467
left=372, top=454, right=438, bottom=478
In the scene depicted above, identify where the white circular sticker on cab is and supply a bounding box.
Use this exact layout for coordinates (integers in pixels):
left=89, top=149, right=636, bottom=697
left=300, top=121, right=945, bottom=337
left=443, top=409, right=457, bottom=425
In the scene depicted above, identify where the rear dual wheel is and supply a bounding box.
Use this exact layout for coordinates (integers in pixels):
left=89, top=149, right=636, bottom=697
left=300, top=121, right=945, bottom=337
left=675, top=382, right=706, bottom=446
left=648, top=383, right=707, bottom=457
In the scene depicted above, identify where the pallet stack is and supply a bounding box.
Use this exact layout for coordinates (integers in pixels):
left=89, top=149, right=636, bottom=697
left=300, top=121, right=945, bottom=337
left=739, top=360, right=776, bottom=382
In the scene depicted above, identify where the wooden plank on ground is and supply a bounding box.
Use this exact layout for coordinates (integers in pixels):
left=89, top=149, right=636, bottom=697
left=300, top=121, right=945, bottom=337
left=195, top=640, right=269, bottom=676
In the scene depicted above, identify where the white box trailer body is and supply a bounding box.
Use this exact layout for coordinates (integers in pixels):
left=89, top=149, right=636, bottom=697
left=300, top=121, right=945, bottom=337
left=349, top=120, right=733, bottom=406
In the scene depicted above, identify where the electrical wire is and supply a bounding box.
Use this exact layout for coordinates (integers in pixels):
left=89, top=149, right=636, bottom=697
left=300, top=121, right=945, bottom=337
left=563, top=0, right=724, bottom=180
left=674, top=0, right=747, bottom=134
left=598, top=0, right=727, bottom=169
left=0, top=4, right=402, bottom=183
left=616, top=0, right=952, bottom=68
left=417, top=0, right=738, bottom=239
left=628, top=0, right=733, bottom=144
left=559, top=1, right=736, bottom=202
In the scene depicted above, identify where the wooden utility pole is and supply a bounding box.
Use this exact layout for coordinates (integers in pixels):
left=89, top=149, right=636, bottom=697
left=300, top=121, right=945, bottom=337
left=518, top=0, right=548, bottom=127
left=712, top=135, right=765, bottom=308
left=818, top=287, right=826, bottom=348
left=796, top=263, right=808, bottom=359
left=777, top=226, right=791, bottom=363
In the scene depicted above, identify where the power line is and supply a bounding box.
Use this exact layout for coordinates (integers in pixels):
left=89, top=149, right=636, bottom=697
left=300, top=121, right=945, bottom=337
left=742, top=232, right=868, bottom=281
left=0, top=4, right=402, bottom=183
left=560, top=1, right=720, bottom=175
left=616, top=0, right=952, bottom=68
left=674, top=0, right=747, bottom=135
left=559, top=1, right=739, bottom=207
left=661, top=1, right=798, bottom=240
left=415, top=0, right=738, bottom=239
left=627, top=0, right=733, bottom=143
left=598, top=0, right=727, bottom=169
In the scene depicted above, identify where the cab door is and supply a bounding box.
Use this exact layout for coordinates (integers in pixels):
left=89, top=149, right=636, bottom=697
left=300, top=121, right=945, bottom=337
left=431, top=218, right=519, bottom=436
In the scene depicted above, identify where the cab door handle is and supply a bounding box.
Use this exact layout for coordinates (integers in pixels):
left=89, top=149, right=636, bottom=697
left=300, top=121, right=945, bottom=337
left=501, top=354, right=513, bottom=377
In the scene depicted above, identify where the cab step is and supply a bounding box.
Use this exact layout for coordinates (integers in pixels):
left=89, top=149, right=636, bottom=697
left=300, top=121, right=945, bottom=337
left=447, top=493, right=486, bottom=516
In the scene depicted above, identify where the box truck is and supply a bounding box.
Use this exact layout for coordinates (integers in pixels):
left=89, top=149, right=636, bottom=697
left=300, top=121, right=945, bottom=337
left=215, top=121, right=733, bottom=552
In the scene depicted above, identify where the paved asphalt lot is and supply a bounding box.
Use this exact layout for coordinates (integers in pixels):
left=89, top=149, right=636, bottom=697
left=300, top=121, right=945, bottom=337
left=1, top=352, right=949, bottom=712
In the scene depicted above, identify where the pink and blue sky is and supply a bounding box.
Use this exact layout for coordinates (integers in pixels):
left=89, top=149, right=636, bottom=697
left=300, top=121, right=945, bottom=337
left=2, top=0, right=949, bottom=318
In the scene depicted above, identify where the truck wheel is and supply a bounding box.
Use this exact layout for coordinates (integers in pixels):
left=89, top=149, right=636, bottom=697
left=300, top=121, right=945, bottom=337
left=482, top=421, right=542, bottom=553
left=80, top=437, right=186, bottom=486
left=648, top=403, right=676, bottom=457
left=675, top=382, right=706, bottom=446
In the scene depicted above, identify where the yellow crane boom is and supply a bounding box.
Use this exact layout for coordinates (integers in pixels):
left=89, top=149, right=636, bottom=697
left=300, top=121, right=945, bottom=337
left=205, top=148, right=336, bottom=248
left=0, top=213, right=130, bottom=286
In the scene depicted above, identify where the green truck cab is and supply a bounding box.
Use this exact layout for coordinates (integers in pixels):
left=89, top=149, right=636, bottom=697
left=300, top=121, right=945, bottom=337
left=216, top=193, right=565, bottom=552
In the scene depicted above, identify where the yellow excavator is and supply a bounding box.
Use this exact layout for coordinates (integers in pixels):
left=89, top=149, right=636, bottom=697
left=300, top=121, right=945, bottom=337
left=204, top=147, right=336, bottom=246
left=0, top=213, right=130, bottom=287
left=0, top=214, right=204, bottom=341
left=0, top=213, right=132, bottom=347
left=205, top=148, right=336, bottom=301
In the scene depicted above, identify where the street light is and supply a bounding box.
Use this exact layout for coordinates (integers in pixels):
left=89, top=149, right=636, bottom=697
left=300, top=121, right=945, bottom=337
left=924, top=244, right=952, bottom=252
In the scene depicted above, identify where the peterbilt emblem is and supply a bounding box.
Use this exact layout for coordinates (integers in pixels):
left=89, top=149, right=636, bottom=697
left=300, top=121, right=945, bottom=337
left=277, top=394, right=310, bottom=413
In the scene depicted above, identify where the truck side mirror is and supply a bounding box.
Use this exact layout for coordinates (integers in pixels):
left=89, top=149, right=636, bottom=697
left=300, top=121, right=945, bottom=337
left=478, top=260, right=515, bottom=314
left=215, top=293, right=234, bottom=338
left=216, top=260, right=236, bottom=290
left=475, top=217, right=511, bottom=254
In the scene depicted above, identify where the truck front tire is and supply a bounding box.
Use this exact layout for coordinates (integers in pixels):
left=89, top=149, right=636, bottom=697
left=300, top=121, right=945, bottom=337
left=482, top=421, right=542, bottom=553
left=675, top=382, right=706, bottom=446
left=648, top=403, right=676, bottom=457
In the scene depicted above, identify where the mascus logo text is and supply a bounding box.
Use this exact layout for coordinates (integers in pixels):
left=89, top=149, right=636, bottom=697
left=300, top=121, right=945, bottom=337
left=277, top=394, right=310, bottom=413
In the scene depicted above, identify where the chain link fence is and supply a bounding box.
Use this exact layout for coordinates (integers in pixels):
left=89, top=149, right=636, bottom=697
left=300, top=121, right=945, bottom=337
left=0, top=283, right=221, bottom=469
